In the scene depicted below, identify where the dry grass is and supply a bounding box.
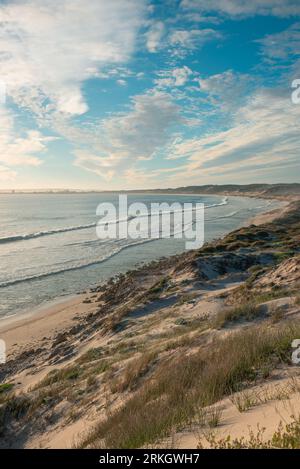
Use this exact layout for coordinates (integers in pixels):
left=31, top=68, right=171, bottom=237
left=212, top=302, right=262, bottom=329
left=199, top=414, right=300, bottom=449
left=110, top=351, right=158, bottom=393
left=78, top=321, right=300, bottom=449
left=230, top=389, right=259, bottom=413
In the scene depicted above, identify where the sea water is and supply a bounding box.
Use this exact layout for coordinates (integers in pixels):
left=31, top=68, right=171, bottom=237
left=0, top=193, right=281, bottom=318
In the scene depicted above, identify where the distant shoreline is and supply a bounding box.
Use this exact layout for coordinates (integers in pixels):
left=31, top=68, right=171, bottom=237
left=0, top=182, right=300, bottom=200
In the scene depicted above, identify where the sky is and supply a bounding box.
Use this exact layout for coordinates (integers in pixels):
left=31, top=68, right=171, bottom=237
left=0, top=0, right=300, bottom=190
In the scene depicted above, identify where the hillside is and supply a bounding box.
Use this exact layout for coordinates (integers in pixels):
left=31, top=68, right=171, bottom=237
left=149, top=183, right=300, bottom=200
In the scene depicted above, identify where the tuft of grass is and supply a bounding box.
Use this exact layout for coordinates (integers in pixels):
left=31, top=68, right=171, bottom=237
left=273, top=251, right=295, bottom=264
left=147, top=277, right=170, bottom=297
left=35, top=365, right=81, bottom=388
left=295, top=295, right=300, bottom=306
left=270, top=307, right=285, bottom=324
left=77, top=347, right=104, bottom=364
left=212, top=302, right=261, bottom=329
left=199, top=415, right=300, bottom=449
left=205, top=406, right=223, bottom=428
left=230, top=390, right=258, bottom=412
left=0, top=383, right=14, bottom=395
left=175, top=293, right=198, bottom=306
left=110, top=351, right=158, bottom=393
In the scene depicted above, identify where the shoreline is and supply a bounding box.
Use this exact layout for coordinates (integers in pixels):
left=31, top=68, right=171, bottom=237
left=0, top=194, right=289, bottom=351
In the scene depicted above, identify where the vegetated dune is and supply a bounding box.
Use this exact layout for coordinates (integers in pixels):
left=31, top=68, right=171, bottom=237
left=143, top=183, right=300, bottom=200
left=1, top=195, right=300, bottom=449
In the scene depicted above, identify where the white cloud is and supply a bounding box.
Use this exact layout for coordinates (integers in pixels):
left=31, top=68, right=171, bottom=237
left=258, top=22, right=300, bottom=61
left=169, top=28, right=221, bottom=56
left=155, top=66, right=193, bottom=88
left=181, top=0, right=300, bottom=18
left=146, top=21, right=165, bottom=53
left=166, top=88, right=300, bottom=182
left=117, top=79, right=127, bottom=86
left=172, top=66, right=193, bottom=86
left=198, top=70, right=255, bottom=112
left=0, top=107, right=55, bottom=180
left=73, top=91, right=181, bottom=180
left=0, top=0, right=146, bottom=116
left=0, top=165, right=16, bottom=182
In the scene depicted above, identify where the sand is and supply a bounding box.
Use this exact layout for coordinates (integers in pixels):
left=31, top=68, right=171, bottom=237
left=0, top=294, right=91, bottom=353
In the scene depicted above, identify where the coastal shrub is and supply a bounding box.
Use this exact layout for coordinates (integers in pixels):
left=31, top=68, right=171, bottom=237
left=270, top=307, right=285, bottom=324
left=229, top=284, right=294, bottom=306
left=212, top=302, right=261, bottom=329
left=79, top=322, right=300, bottom=449
left=295, top=295, right=300, bottom=306
left=0, top=394, right=32, bottom=434
left=198, top=415, right=300, bottom=449
left=148, top=276, right=170, bottom=297
left=35, top=365, right=81, bottom=388
left=77, top=347, right=104, bottom=364
left=230, top=389, right=259, bottom=413
left=273, top=251, right=295, bottom=264
left=110, top=351, right=158, bottom=393
left=0, top=383, right=14, bottom=395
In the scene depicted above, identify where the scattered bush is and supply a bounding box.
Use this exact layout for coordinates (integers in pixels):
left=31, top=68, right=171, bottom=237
left=212, top=302, right=261, bottom=329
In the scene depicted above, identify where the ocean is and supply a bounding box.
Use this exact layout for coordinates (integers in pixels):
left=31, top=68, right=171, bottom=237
left=0, top=193, right=281, bottom=319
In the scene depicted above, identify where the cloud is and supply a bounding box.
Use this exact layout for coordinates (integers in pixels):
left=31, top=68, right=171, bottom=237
left=146, top=21, right=165, bottom=53
left=0, top=165, right=17, bottom=182
left=0, top=0, right=146, bottom=116
left=117, top=79, right=127, bottom=86
left=145, top=22, right=222, bottom=58
left=166, top=88, right=300, bottom=181
left=169, top=28, right=222, bottom=56
left=155, top=66, right=193, bottom=88
left=198, top=70, right=255, bottom=112
left=258, top=22, right=300, bottom=61
left=0, top=107, right=55, bottom=180
left=73, top=91, right=181, bottom=180
left=180, top=0, right=300, bottom=18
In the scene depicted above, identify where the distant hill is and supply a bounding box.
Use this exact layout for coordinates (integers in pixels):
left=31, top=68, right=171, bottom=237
left=149, top=183, right=300, bottom=199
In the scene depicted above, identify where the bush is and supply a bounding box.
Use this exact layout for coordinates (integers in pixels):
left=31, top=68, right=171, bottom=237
left=212, top=302, right=261, bottom=328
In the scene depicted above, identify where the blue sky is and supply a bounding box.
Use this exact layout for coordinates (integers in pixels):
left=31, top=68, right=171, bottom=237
left=0, top=0, right=300, bottom=190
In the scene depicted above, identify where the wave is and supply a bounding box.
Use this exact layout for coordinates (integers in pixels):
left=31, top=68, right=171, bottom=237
left=0, top=217, right=202, bottom=289
left=206, top=196, right=228, bottom=209
left=209, top=210, right=239, bottom=221
left=0, top=196, right=228, bottom=245
left=0, top=237, right=157, bottom=289
left=0, top=223, right=96, bottom=245
left=0, top=217, right=134, bottom=245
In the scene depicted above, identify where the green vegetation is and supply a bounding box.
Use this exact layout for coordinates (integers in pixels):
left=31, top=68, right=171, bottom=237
left=148, top=276, right=170, bottom=296
left=110, top=351, right=158, bottom=393
left=0, top=383, right=14, bottom=395
left=77, top=347, right=104, bottom=364
left=212, top=302, right=261, bottom=329
left=199, top=415, right=300, bottom=449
